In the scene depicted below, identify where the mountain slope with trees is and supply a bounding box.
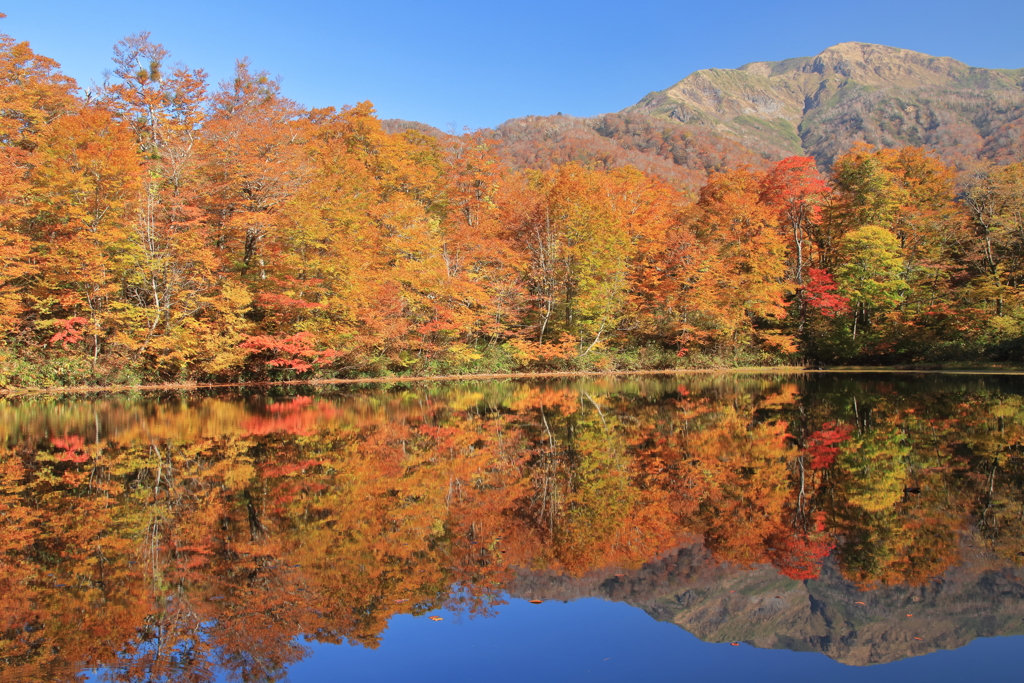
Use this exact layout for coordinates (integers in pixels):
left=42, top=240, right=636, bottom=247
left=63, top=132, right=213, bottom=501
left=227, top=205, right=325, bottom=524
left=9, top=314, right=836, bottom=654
left=487, top=112, right=771, bottom=194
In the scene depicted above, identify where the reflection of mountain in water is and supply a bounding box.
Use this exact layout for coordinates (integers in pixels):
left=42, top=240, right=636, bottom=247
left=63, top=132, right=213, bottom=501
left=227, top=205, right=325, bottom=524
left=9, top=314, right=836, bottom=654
left=511, top=543, right=1024, bottom=666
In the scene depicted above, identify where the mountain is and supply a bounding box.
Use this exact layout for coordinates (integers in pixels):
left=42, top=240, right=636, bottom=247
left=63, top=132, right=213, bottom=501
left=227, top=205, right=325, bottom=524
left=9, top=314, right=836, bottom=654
left=488, top=112, right=770, bottom=192
left=624, top=42, right=1024, bottom=166
left=381, top=118, right=445, bottom=138
left=511, top=542, right=1024, bottom=666
left=382, top=111, right=771, bottom=194
left=386, top=43, right=1024, bottom=187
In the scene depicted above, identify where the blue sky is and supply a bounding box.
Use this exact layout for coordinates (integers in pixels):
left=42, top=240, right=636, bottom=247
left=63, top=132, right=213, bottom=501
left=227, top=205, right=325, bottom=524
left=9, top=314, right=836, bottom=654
left=4, top=0, right=1023, bottom=131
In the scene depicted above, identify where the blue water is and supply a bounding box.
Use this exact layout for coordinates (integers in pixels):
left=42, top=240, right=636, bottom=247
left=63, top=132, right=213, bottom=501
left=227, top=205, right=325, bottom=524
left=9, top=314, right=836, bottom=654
left=282, top=597, right=1024, bottom=683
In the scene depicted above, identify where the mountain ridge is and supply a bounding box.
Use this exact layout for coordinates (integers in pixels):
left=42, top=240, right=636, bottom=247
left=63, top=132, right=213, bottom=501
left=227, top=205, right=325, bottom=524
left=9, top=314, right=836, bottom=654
left=624, top=42, right=1024, bottom=165
left=510, top=542, right=1024, bottom=667
left=382, top=43, right=1024, bottom=188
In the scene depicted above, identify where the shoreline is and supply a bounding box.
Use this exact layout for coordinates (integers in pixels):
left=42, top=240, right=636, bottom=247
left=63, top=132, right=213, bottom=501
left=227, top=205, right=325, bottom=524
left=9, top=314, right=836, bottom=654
left=0, top=366, right=807, bottom=398
left=4, top=364, right=1024, bottom=398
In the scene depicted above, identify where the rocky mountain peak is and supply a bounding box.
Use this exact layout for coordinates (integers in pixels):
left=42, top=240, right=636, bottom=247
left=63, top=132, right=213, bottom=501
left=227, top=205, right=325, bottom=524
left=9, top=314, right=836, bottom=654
left=625, top=43, right=1024, bottom=165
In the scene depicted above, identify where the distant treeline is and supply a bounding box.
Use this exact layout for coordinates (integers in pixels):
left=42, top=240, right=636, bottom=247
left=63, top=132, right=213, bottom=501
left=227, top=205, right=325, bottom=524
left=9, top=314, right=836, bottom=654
left=0, top=31, right=1023, bottom=387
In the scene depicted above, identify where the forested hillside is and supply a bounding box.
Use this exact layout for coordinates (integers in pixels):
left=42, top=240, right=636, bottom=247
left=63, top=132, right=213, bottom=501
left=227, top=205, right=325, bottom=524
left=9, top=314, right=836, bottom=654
left=487, top=113, right=771, bottom=194
left=1, top=30, right=1023, bottom=388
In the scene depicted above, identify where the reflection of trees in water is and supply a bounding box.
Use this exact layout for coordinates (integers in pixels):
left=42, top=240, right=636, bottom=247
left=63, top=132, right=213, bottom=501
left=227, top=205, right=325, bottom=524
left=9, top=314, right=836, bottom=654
left=0, top=374, right=1023, bottom=680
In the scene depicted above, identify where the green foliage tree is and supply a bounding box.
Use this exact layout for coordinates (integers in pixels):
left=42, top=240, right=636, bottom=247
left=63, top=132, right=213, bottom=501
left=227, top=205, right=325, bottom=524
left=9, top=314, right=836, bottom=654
left=836, top=225, right=908, bottom=349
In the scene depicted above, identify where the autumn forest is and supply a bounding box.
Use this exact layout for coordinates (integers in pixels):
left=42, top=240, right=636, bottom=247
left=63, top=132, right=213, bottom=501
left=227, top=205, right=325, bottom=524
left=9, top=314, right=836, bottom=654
left=2, top=30, right=1024, bottom=389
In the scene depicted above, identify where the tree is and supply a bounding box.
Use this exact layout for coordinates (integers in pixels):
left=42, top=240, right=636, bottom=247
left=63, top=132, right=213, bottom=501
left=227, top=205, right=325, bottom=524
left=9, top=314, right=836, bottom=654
left=25, top=107, right=140, bottom=374
left=201, top=59, right=306, bottom=277
left=836, top=225, right=908, bottom=347
left=687, top=169, right=794, bottom=355
left=759, top=156, right=830, bottom=285
left=759, top=156, right=831, bottom=335
left=960, top=163, right=1024, bottom=343
left=0, top=27, right=80, bottom=364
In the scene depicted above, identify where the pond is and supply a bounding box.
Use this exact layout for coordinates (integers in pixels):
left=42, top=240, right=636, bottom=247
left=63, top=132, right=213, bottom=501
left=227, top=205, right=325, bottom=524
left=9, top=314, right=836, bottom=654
left=1, top=372, right=1023, bottom=682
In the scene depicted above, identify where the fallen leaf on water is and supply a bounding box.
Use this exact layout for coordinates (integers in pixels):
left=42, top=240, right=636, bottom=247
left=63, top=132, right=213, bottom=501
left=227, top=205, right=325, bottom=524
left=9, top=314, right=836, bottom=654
left=428, top=616, right=443, bottom=622
left=529, top=600, right=543, bottom=604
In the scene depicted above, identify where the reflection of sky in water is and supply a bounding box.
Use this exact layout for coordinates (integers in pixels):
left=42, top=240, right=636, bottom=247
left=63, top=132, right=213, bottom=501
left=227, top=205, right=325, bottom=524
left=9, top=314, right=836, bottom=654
left=83, top=597, right=1024, bottom=682
left=297, top=598, right=1024, bottom=682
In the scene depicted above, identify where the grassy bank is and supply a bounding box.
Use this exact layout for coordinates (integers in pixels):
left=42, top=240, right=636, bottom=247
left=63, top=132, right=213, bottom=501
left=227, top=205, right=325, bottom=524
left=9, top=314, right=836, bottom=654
left=0, top=343, right=797, bottom=394
left=6, top=362, right=1024, bottom=398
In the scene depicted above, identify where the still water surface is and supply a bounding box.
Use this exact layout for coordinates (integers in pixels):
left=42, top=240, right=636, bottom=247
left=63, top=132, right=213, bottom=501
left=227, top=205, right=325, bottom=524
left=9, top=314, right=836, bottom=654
left=2, top=373, right=1023, bottom=681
